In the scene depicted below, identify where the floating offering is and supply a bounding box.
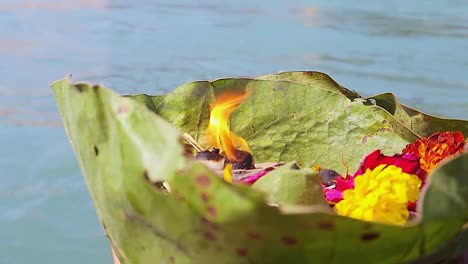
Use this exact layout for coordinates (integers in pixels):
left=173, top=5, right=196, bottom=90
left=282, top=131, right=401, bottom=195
left=52, top=71, right=468, bottom=264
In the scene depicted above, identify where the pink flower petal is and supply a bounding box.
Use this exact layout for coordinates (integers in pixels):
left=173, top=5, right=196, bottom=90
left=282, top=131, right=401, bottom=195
left=323, top=188, right=343, bottom=203
left=241, top=167, right=275, bottom=185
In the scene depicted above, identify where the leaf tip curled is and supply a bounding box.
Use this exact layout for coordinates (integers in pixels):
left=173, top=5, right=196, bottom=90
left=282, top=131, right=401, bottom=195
left=50, top=77, right=70, bottom=90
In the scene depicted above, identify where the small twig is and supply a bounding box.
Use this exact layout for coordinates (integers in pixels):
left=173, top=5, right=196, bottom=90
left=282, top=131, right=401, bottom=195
left=341, top=153, right=349, bottom=177
left=183, top=133, right=204, bottom=152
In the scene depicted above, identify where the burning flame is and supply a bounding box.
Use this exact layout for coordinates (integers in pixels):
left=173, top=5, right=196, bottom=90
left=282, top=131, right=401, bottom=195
left=205, top=91, right=250, bottom=161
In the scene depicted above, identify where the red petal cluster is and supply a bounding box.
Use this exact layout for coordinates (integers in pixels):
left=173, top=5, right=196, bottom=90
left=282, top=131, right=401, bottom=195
left=402, top=131, right=465, bottom=173
left=354, top=150, right=427, bottom=183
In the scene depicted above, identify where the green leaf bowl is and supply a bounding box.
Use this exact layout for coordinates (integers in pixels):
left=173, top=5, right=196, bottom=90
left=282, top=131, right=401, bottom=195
left=52, top=71, right=468, bottom=264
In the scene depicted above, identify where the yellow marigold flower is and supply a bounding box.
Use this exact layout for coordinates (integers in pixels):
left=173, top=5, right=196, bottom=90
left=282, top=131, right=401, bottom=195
left=335, top=164, right=421, bottom=225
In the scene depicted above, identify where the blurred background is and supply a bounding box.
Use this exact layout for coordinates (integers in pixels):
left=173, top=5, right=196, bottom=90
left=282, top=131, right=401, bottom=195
left=1, top=0, right=467, bottom=263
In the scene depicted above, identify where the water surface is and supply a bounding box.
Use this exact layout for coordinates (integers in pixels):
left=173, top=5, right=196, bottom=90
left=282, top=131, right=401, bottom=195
left=1, top=1, right=467, bottom=263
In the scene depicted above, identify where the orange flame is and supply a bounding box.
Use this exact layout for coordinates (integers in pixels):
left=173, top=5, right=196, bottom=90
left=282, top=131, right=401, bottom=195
left=205, top=91, right=250, bottom=161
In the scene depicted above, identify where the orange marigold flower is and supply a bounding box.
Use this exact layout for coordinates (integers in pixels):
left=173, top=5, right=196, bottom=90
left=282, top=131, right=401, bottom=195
left=402, top=131, right=466, bottom=173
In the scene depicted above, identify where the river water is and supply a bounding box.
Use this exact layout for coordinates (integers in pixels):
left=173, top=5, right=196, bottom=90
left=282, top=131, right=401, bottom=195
left=1, top=1, right=467, bottom=263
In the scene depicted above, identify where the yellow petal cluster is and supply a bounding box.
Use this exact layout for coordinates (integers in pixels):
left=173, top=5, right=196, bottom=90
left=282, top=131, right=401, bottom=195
left=335, top=164, right=421, bottom=225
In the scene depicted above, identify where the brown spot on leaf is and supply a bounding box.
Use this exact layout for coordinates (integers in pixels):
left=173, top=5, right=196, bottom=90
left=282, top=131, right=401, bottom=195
left=168, top=256, right=175, bottom=263
left=195, top=175, right=211, bottom=187
left=203, top=231, right=217, bottom=241
left=176, top=195, right=186, bottom=202
left=74, top=83, right=86, bottom=93
left=200, top=192, right=209, bottom=203
left=318, top=220, right=335, bottom=230
left=361, top=136, right=368, bottom=144
left=378, top=127, right=390, bottom=133
left=94, top=145, right=99, bottom=156
left=206, top=205, right=217, bottom=218
left=169, top=189, right=183, bottom=200
left=123, top=211, right=134, bottom=221
left=246, top=231, right=262, bottom=240
left=361, top=232, right=380, bottom=242
left=298, top=222, right=310, bottom=229
left=92, top=85, right=100, bottom=91
left=236, top=248, right=248, bottom=257
left=200, top=218, right=218, bottom=230
left=281, top=236, right=298, bottom=246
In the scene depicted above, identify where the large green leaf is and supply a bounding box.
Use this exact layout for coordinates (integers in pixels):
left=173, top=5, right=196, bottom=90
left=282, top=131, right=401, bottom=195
left=52, top=73, right=468, bottom=264
left=255, top=71, right=468, bottom=138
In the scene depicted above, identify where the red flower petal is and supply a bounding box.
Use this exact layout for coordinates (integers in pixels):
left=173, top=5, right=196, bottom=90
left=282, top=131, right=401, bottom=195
left=335, top=176, right=354, bottom=191
left=407, top=201, right=417, bottom=212
left=354, top=150, right=427, bottom=183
